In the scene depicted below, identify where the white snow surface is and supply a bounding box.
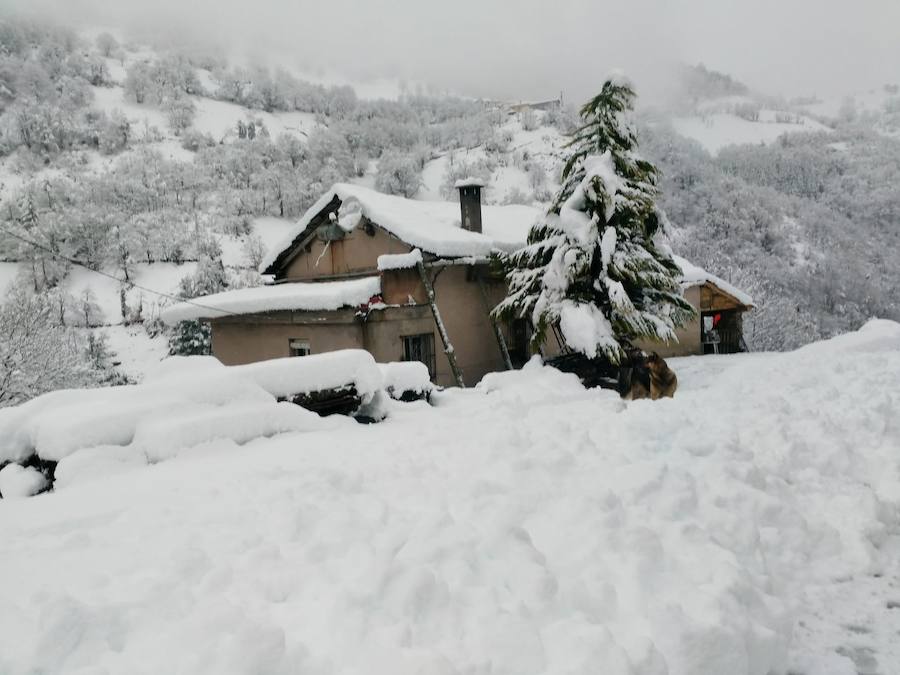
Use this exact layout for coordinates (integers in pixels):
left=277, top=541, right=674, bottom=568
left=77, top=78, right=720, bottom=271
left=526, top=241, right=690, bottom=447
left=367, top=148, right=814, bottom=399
left=671, top=111, right=831, bottom=155
left=557, top=299, right=619, bottom=358
left=62, top=261, right=196, bottom=326
left=102, top=324, right=170, bottom=381
left=52, top=445, right=148, bottom=491
left=190, top=97, right=317, bottom=141
left=260, top=183, right=539, bottom=271
left=0, top=261, right=22, bottom=293
left=160, top=276, right=381, bottom=323
left=378, top=361, right=433, bottom=397
left=0, top=464, right=47, bottom=499
left=453, top=177, right=486, bottom=188
left=673, top=255, right=754, bottom=307
left=0, top=351, right=375, bottom=467
left=230, top=350, right=384, bottom=403
left=3, top=320, right=900, bottom=673
left=134, top=401, right=328, bottom=463
left=376, top=248, right=423, bottom=271
left=0, top=368, right=275, bottom=463
left=89, top=85, right=318, bottom=144
left=1, top=350, right=377, bottom=468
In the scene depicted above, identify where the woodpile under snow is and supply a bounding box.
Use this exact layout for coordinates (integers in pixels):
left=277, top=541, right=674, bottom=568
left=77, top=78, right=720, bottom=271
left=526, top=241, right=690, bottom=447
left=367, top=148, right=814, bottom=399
left=0, top=350, right=434, bottom=497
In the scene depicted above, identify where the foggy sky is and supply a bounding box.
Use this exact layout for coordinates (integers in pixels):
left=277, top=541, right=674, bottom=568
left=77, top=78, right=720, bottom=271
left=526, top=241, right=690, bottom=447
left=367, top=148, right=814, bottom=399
left=5, top=0, right=900, bottom=104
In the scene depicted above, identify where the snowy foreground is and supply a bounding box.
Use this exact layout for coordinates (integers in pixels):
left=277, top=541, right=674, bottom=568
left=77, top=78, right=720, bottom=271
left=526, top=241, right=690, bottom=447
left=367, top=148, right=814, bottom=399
left=2, top=322, right=900, bottom=675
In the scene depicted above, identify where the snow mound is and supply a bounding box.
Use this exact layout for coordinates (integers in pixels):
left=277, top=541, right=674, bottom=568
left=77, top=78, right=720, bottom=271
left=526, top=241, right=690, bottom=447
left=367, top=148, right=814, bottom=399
left=794, top=317, right=900, bottom=355
left=134, top=401, right=327, bottom=462
left=231, top=350, right=384, bottom=403
left=0, top=464, right=48, bottom=499
left=144, top=355, right=225, bottom=381
left=475, top=354, right=619, bottom=409
left=53, top=445, right=147, bottom=490
left=0, top=350, right=389, bottom=468
left=0, top=369, right=274, bottom=463
left=378, top=361, right=433, bottom=398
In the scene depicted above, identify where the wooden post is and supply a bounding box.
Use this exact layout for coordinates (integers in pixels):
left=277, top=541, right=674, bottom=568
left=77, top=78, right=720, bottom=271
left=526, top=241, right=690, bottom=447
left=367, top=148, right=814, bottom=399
left=552, top=323, right=570, bottom=353
left=476, top=275, right=513, bottom=371
left=416, top=260, right=465, bottom=388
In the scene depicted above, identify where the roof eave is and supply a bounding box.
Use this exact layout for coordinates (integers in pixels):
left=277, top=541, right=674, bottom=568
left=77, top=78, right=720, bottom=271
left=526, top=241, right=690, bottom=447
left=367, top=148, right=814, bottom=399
left=261, top=193, right=343, bottom=277
left=685, top=279, right=754, bottom=311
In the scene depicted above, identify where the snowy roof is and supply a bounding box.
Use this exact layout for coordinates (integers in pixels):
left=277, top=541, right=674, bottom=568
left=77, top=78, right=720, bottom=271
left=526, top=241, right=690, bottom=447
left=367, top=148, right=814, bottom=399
left=508, top=98, right=561, bottom=108
left=377, top=249, right=423, bottom=271
left=674, top=255, right=754, bottom=308
left=159, top=276, right=381, bottom=324
left=453, top=177, right=486, bottom=188
left=254, top=184, right=752, bottom=309
left=260, top=183, right=538, bottom=273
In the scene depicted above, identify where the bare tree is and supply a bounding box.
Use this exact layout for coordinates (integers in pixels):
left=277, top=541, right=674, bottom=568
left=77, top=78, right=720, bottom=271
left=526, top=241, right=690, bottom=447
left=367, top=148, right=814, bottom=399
left=95, top=32, right=119, bottom=58
left=0, top=284, right=97, bottom=407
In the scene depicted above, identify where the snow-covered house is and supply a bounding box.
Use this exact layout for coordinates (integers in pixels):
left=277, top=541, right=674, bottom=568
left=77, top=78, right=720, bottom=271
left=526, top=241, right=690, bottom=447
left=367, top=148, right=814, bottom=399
left=507, top=97, right=563, bottom=114
left=161, top=183, right=753, bottom=386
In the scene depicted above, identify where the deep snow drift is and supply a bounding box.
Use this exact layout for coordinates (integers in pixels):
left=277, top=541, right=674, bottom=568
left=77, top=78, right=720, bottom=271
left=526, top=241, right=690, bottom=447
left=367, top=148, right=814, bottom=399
left=2, top=321, right=900, bottom=675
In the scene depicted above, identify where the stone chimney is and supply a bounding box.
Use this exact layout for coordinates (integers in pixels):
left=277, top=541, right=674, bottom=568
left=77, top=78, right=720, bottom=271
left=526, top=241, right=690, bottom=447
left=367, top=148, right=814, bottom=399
left=455, top=178, right=484, bottom=234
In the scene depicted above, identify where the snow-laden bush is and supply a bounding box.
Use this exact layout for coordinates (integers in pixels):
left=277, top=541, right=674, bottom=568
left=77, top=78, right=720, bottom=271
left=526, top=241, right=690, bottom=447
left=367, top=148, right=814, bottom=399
left=374, top=151, right=423, bottom=198
left=180, top=128, right=215, bottom=152
left=440, top=155, right=493, bottom=200
left=501, top=187, right=534, bottom=206
left=520, top=108, right=539, bottom=131
left=164, top=95, right=196, bottom=135
left=95, top=32, right=119, bottom=57
left=0, top=284, right=102, bottom=408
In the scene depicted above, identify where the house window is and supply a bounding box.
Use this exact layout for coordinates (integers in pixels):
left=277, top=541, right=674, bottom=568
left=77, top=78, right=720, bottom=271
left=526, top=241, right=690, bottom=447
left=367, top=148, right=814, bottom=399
left=289, top=339, right=311, bottom=357
left=402, top=333, right=436, bottom=379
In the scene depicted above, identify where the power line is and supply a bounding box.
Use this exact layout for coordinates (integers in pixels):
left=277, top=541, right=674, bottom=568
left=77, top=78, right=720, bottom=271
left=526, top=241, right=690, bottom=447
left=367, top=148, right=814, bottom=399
left=0, top=225, right=280, bottom=322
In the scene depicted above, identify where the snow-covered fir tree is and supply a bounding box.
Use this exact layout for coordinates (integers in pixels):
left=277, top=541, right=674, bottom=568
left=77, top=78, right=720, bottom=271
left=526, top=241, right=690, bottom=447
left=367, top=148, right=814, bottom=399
left=494, top=74, right=695, bottom=363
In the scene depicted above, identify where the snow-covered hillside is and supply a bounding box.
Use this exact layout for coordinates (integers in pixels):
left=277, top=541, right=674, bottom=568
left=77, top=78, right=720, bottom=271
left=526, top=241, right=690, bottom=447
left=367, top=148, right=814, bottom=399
left=0, top=215, right=294, bottom=380
left=666, top=92, right=833, bottom=155
left=0, top=23, right=569, bottom=382
left=795, top=87, right=900, bottom=139
left=2, top=21, right=897, bottom=384
left=671, top=109, right=831, bottom=155
left=1, top=320, right=900, bottom=675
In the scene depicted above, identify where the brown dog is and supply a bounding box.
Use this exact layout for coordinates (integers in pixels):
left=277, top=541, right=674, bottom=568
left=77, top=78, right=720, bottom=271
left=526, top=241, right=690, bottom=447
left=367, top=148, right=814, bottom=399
left=621, top=371, right=651, bottom=400
left=646, top=352, right=677, bottom=399
left=619, top=351, right=651, bottom=400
